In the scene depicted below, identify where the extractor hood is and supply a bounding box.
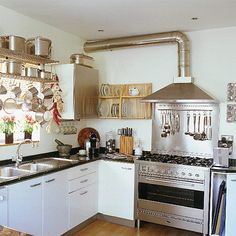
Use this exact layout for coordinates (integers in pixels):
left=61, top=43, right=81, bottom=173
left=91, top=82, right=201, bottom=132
left=142, top=77, right=217, bottom=103
left=84, top=31, right=218, bottom=104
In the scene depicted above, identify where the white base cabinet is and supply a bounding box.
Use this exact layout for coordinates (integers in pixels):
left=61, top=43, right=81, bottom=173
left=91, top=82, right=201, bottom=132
left=8, top=170, right=68, bottom=236
left=43, top=171, right=68, bottom=236
left=210, top=171, right=236, bottom=236
left=0, top=187, right=8, bottom=226
left=8, top=177, right=43, bottom=236
left=98, top=161, right=135, bottom=220
left=67, top=162, right=98, bottom=229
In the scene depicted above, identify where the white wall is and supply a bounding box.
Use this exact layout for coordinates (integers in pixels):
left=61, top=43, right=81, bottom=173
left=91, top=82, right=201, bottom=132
left=0, top=5, right=84, bottom=160
left=84, top=27, right=236, bottom=158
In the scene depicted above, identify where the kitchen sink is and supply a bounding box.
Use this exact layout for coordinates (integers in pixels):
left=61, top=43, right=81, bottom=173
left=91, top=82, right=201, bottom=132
left=0, top=167, right=32, bottom=179
left=19, top=163, right=54, bottom=172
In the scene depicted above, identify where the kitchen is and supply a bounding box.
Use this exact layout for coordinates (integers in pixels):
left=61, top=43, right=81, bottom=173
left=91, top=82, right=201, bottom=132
left=0, top=0, right=235, bottom=235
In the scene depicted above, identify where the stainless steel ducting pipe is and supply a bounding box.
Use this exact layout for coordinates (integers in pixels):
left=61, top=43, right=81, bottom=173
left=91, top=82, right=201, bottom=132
left=84, top=31, right=190, bottom=77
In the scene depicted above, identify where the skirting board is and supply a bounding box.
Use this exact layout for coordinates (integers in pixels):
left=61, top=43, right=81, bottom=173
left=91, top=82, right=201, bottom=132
left=63, top=213, right=135, bottom=235
left=62, top=215, right=97, bottom=236
left=97, top=213, right=135, bottom=228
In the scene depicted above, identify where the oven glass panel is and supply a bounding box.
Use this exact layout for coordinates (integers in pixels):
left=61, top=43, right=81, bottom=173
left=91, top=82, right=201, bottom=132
left=139, top=183, right=204, bottom=209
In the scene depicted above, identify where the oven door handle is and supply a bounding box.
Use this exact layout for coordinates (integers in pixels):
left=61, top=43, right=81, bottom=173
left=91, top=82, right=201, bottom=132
left=144, top=177, right=196, bottom=188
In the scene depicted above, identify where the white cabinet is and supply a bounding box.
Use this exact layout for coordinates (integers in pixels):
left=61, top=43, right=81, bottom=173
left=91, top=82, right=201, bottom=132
left=98, top=161, right=135, bottom=220
left=210, top=171, right=236, bottom=236
left=8, top=177, right=42, bottom=236
left=55, top=64, right=99, bottom=119
left=225, top=173, right=236, bottom=236
left=0, top=187, right=8, bottom=226
left=8, top=170, right=68, bottom=236
left=68, top=162, right=98, bottom=229
left=43, top=171, right=68, bottom=236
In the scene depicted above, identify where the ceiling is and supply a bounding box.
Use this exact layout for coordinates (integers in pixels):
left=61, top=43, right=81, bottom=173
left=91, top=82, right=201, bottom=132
left=0, top=0, right=236, bottom=40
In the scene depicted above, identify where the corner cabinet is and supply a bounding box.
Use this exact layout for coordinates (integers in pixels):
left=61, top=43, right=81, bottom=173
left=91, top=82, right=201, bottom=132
left=98, top=161, right=135, bottom=220
left=55, top=64, right=99, bottom=119
left=98, top=83, right=152, bottom=119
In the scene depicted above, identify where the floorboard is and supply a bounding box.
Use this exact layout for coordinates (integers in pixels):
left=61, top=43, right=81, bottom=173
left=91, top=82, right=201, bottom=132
left=73, top=220, right=201, bottom=236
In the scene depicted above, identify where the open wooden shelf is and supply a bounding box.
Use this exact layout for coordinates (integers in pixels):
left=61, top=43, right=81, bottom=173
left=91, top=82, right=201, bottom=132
left=98, top=83, right=152, bottom=119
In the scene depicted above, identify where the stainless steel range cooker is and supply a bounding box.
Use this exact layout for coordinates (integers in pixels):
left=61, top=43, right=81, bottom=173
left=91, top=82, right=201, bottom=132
left=135, top=153, right=212, bottom=235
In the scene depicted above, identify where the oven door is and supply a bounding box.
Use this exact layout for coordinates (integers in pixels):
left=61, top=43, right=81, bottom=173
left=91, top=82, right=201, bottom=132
left=138, top=177, right=204, bottom=209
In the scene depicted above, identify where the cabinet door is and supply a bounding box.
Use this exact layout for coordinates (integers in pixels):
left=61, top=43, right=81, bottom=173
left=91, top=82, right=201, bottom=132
left=43, top=171, right=68, bottom=236
left=69, top=183, right=97, bottom=229
left=55, top=64, right=74, bottom=119
left=8, top=177, right=42, bottom=236
left=0, top=187, right=7, bottom=226
left=226, top=173, right=236, bottom=236
left=98, top=161, right=135, bottom=220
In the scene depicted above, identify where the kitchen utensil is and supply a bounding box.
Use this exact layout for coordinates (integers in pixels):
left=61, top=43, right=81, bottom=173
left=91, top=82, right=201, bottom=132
left=194, top=113, right=202, bottom=140
left=3, top=98, right=18, bottom=114
left=25, top=67, right=39, bottom=77
left=26, top=36, right=52, bottom=58
left=1, top=61, right=23, bottom=75
left=98, top=100, right=110, bottom=117
left=57, top=144, right=72, bottom=157
left=77, top=127, right=100, bottom=148
left=0, top=35, right=26, bottom=53
left=55, top=139, right=65, bottom=145
left=129, top=87, right=139, bottom=96
left=70, top=53, right=94, bottom=68
left=35, top=110, right=52, bottom=125
left=190, top=113, right=196, bottom=136
left=207, top=112, right=212, bottom=140
left=31, top=97, right=43, bottom=112
left=11, top=84, right=22, bottom=98
left=200, top=114, right=207, bottom=141
left=0, top=99, right=3, bottom=111
left=78, top=149, right=86, bottom=156
left=120, top=136, right=133, bottom=155
left=28, top=86, right=39, bottom=97
left=39, top=70, right=52, bottom=80
left=0, top=84, right=7, bottom=95
left=184, top=112, right=190, bottom=135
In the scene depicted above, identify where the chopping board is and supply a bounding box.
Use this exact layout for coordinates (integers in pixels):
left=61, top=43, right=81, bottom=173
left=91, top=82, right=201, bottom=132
left=77, top=127, right=100, bottom=148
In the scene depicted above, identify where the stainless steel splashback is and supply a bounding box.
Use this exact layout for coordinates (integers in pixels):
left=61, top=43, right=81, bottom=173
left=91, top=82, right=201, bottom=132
left=152, top=103, right=219, bottom=157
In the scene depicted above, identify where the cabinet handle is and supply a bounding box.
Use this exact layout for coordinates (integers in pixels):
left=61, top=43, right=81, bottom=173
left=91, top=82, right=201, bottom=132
left=80, top=168, right=88, bottom=172
left=231, top=179, right=236, bottom=182
left=45, top=178, right=55, bottom=183
left=30, top=183, right=41, bottom=188
left=121, top=167, right=132, bottom=170
left=80, top=179, right=88, bottom=183
left=0, top=196, right=4, bottom=201
left=80, top=191, right=88, bottom=195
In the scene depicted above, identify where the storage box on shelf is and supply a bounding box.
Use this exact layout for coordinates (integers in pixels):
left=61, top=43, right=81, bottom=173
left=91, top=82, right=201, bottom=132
left=98, top=83, right=152, bottom=119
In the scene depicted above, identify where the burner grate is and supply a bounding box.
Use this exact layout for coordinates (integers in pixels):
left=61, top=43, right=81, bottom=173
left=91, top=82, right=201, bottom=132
left=139, top=153, right=213, bottom=167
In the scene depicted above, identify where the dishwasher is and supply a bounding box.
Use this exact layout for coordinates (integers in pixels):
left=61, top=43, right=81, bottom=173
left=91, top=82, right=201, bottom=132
left=0, top=187, right=8, bottom=226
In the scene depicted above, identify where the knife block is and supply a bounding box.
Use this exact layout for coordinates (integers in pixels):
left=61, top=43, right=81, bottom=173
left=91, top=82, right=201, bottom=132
left=119, top=136, right=134, bottom=155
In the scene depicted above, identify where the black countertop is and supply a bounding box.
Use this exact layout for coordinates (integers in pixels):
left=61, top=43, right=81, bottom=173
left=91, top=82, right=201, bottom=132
left=0, top=150, right=134, bottom=186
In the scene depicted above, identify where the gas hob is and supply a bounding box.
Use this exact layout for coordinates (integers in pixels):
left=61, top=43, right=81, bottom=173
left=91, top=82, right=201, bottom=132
left=139, top=153, right=213, bottom=167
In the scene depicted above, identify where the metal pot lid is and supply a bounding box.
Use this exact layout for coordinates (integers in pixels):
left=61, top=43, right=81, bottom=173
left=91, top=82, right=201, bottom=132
left=70, top=53, right=93, bottom=60
left=26, top=36, right=51, bottom=43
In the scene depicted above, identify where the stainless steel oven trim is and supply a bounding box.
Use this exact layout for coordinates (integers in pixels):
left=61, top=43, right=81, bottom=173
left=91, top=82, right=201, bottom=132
left=138, top=208, right=203, bottom=233
left=139, top=176, right=205, bottom=191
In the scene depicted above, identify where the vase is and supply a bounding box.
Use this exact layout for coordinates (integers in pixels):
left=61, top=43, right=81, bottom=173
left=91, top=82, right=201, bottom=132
left=5, top=133, right=13, bottom=144
left=24, top=132, right=32, bottom=140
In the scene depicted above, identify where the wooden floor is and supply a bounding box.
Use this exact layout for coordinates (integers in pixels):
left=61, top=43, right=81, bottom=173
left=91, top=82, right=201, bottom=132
left=74, top=220, right=201, bottom=236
